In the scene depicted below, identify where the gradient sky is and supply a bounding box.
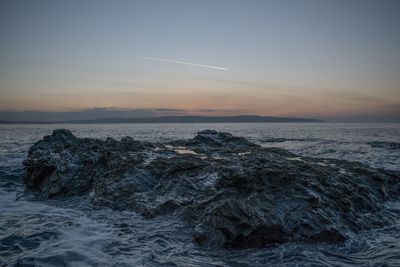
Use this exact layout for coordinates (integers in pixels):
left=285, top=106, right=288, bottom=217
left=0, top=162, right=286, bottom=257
left=1, top=0, right=399, bottom=120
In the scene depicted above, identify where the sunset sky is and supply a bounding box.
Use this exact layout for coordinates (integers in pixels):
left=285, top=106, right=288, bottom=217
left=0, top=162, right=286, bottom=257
left=0, top=0, right=399, bottom=121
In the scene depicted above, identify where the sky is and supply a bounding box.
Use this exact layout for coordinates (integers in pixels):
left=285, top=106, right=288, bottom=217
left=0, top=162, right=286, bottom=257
left=0, top=0, right=399, bottom=121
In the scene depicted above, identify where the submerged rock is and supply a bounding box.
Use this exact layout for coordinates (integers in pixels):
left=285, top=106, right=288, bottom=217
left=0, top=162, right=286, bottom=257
left=369, top=141, right=400, bottom=150
left=23, top=129, right=400, bottom=249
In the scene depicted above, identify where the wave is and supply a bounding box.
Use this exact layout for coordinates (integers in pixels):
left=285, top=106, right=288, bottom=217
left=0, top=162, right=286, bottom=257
left=260, top=137, right=320, bottom=143
left=369, top=141, right=400, bottom=150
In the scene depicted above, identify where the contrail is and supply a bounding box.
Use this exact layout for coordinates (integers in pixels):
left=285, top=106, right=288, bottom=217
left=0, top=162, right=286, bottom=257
left=141, top=56, right=228, bottom=71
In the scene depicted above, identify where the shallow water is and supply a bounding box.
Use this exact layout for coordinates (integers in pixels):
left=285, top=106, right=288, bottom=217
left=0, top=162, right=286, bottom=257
left=1, top=123, right=399, bottom=266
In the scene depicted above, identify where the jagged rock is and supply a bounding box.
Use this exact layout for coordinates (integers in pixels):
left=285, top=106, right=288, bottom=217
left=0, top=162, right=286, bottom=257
left=23, top=129, right=400, bottom=249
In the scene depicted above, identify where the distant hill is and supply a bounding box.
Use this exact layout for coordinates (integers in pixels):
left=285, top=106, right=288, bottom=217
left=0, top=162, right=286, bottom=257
left=0, top=115, right=322, bottom=124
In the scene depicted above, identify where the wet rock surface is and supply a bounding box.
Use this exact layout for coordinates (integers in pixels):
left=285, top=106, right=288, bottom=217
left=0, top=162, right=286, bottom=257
left=23, top=129, right=400, bottom=249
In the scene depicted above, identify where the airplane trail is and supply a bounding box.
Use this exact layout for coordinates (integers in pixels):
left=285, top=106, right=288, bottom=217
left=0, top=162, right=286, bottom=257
left=141, top=56, right=228, bottom=71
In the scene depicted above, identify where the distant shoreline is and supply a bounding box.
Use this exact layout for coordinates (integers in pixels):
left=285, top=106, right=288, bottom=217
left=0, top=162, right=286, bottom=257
left=0, top=115, right=322, bottom=124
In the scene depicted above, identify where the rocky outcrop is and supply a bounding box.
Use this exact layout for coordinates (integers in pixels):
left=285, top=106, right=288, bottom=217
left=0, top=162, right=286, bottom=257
left=23, top=129, right=400, bottom=249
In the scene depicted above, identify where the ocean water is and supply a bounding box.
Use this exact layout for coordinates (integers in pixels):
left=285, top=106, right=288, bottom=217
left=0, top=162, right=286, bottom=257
left=0, top=123, right=399, bottom=266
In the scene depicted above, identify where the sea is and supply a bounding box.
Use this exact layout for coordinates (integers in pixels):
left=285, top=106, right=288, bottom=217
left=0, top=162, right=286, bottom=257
left=0, top=123, right=399, bottom=266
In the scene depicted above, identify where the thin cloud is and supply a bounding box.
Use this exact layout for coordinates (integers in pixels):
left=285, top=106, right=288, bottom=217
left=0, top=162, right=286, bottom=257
left=141, top=56, right=228, bottom=71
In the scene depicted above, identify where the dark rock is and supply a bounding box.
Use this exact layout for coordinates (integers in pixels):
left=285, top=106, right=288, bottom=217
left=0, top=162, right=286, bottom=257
left=194, top=130, right=256, bottom=147
left=369, top=141, right=400, bottom=150
left=172, top=130, right=258, bottom=155
left=23, top=129, right=400, bottom=249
